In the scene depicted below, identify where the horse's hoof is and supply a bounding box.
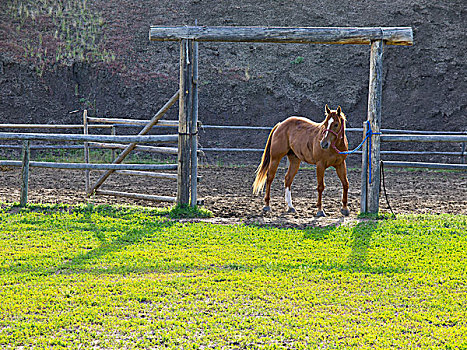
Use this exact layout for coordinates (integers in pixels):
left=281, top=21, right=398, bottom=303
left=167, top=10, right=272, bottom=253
left=287, top=207, right=296, bottom=214
left=262, top=206, right=271, bottom=212
left=316, top=210, right=326, bottom=218
left=341, top=208, right=350, bottom=216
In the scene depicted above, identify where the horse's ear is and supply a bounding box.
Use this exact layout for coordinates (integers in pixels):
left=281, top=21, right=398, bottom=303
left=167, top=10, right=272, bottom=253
left=325, top=104, right=331, bottom=116
left=336, top=106, right=342, bottom=115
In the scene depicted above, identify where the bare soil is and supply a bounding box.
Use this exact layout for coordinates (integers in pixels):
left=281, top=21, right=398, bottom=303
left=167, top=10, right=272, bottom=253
left=1, top=166, right=465, bottom=228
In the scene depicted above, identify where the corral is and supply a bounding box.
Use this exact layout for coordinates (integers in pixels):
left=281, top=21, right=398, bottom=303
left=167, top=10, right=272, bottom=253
left=1, top=25, right=466, bottom=218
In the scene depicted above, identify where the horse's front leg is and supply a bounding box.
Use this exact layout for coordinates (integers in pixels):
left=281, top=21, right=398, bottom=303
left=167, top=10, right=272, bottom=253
left=335, top=162, right=350, bottom=216
left=316, top=163, right=326, bottom=217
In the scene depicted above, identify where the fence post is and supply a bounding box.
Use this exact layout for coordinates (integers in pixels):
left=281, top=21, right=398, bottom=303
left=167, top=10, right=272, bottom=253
left=367, top=39, right=383, bottom=214
left=360, top=121, right=369, bottom=213
left=177, top=39, right=193, bottom=206
left=20, top=140, right=30, bottom=207
left=111, top=126, right=116, bottom=161
left=83, top=110, right=90, bottom=193
left=190, top=39, right=199, bottom=207
left=462, top=142, right=466, bottom=164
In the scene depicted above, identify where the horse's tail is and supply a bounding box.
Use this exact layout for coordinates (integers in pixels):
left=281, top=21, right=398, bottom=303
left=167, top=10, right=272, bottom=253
left=252, top=124, right=279, bottom=195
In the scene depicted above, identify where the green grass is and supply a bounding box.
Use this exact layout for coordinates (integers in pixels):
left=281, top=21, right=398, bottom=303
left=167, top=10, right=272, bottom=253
left=0, top=203, right=466, bottom=349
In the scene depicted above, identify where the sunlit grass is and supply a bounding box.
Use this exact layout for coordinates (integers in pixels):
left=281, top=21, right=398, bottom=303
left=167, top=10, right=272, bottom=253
left=0, top=203, right=465, bottom=348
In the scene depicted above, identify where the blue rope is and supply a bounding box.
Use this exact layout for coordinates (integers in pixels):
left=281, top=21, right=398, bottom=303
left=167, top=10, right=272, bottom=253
left=339, top=121, right=380, bottom=184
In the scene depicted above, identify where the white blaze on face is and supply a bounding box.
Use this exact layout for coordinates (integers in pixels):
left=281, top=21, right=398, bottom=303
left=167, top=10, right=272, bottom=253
left=285, top=187, right=293, bottom=209
left=324, top=117, right=334, bottom=138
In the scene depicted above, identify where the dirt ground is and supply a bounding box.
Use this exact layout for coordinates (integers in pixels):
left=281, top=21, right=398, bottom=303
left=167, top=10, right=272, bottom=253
left=1, top=165, right=465, bottom=228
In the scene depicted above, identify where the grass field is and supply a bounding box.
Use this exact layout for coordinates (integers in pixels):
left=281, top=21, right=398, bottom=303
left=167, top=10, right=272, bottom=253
left=0, top=203, right=466, bottom=349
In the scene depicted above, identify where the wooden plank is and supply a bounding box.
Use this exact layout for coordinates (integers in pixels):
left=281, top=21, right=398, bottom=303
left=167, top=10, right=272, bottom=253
left=383, top=161, right=467, bottom=171
left=360, top=122, right=369, bottom=214
left=0, top=124, right=112, bottom=129
left=89, top=142, right=178, bottom=155
left=20, top=140, right=30, bottom=207
left=201, top=125, right=272, bottom=130
left=381, top=134, right=467, bottom=142
left=111, top=126, right=116, bottom=161
left=87, top=90, right=180, bottom=195
left=191, top=39, right=199, bottom=207
left=87, top=117, right=178, bottom=128
left=177, top=39, right=192, bottom=206
left=114, top=170, right=178, bottom=180
left=83, top=110, right=90, bottom=193
left=462, top=143, right=466, bottom=164
left=0, top=160, right=177, bottom=171
left=379, top=129, right=466, bottom=135
left=149, top=26, right=413, bottom=46
left=367, top=40, right=383, bottom=214
left=200, top=147, right=264, bottom=152
left=0, top=133, right=178, bottom=143
left=95, top=190, right=176, bottom=203
left=0, top=144, right=86, bottom=150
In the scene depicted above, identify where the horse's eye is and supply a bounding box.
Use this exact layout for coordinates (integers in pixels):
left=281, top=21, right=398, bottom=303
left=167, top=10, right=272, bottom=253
left=334, top=123, right=338, bottom=128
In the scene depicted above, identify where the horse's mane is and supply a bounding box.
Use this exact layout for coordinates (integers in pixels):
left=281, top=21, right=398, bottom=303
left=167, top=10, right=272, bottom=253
left=320, top=111, right=347, bottom=128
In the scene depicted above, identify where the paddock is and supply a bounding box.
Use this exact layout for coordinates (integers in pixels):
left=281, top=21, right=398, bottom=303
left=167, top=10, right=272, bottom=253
left=1, top=25, right=466, bottom=215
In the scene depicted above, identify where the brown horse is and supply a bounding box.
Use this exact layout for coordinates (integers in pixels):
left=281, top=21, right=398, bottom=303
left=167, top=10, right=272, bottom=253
left=252, top=105, right=350, bottom=217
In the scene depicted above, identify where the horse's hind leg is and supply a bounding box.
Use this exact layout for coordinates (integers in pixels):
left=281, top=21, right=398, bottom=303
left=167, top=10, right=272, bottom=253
left=335, top=162, right=350, bottom=216
left=263, top=156, right=281, bottom=211
left=284, top=154, right=301, bottom=213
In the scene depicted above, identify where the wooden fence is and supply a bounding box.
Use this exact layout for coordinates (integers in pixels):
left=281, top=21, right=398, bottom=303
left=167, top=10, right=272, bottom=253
left=0, top=130, right=180, bottom=206
left=195, top=125, right=467, bottom=162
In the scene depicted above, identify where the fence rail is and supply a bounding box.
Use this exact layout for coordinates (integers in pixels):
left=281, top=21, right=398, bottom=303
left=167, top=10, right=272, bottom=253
left=383, top=161, right=467, bottom=170
left=0, top=124, right=112, bottom=129
left=381, top=134, right=467, bottom=142
left=0, top=160, right=177, bottom=171
left=0, top=132, right=178, bottom=144
left=86, top=117, right=178, bottom=128
left=1, top=126, right=465, bottom=160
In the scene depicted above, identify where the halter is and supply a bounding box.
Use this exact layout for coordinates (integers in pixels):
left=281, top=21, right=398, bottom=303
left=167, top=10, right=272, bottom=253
left=323, top=120, right=346, bottom=153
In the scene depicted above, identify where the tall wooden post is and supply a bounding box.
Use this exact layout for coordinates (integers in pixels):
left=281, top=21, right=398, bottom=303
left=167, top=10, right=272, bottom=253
left=367, top=40, right=383, bottom=213
left=360, top=121, right=369, bottom=213
left=111, top=126, right=116, bottom=161
left=461, top=142, right=466, bottom=164
left=177, top=39, right=193, bottom=206
left=190, top=39, right=199, bottom=207
left=20, top=140, right=30, bottom=207
left=83, top=110, right=90, bottom=193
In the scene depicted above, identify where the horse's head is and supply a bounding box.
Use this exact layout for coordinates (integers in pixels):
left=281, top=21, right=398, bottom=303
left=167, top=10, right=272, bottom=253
left=320, top=104, right=347, bottom=150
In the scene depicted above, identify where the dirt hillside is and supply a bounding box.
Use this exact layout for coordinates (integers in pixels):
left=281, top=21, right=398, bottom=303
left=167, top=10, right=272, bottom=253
left=0, top=0, right=466, bottom=165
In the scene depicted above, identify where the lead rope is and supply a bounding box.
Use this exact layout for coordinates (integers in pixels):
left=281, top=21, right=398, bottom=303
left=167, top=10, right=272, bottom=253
left=380, top=160, right=396, bottom=218
left=338, top=120, right=380, bottom=184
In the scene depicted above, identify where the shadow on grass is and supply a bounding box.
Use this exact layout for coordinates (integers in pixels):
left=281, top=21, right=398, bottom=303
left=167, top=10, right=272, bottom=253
left=301, top=219, right=406, bottom=274
left=347, top=221, right=376, bottom=269
left=52, top=219, right=177, bottom=275
left=0, top=204, right=406, bottom=276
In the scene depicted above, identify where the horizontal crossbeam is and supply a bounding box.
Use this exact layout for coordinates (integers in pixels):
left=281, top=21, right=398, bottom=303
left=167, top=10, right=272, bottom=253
left=149, top=26, right=413, bottom=46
